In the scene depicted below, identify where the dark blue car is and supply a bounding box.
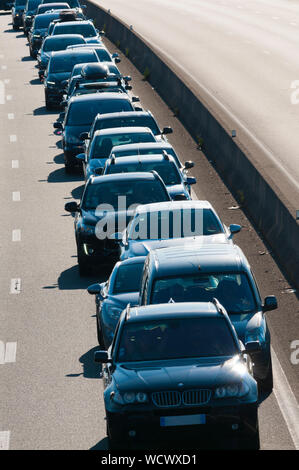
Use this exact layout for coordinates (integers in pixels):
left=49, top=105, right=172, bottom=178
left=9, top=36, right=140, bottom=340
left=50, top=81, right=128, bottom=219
left=95, top=301, right=260, bottom=449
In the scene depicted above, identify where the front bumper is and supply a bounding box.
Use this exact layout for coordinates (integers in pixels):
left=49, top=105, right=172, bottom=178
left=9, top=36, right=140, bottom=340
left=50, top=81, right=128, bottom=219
left=12, top=15, right=23, bottom=27
left=107, top=403, right=258, bottom=444
left=64, top=146, right=85, bottom=166
left=45, top=87, right=64, bottom=106
left=78, top=237, right=119, bottom=265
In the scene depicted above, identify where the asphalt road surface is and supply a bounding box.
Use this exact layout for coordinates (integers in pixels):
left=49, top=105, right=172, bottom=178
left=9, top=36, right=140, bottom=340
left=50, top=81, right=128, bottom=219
left=0, top=10, right=299, bottom=450
left=98, top=0, right=299, bottom=209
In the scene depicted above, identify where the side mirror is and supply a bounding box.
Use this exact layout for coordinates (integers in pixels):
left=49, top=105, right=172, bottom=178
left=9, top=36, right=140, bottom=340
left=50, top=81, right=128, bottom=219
left=80, top=131, right=89, bottom=140
left=112, top=53, right=119, bottom=58
left=243, top=341, right=262, bottom=355
left=60, top=100, right=67, bottom=108
left=94, top=167, right=103, bottom=175
left=65, top=201, right=79, bottom=213
left=53, top=121, right=63, bottom=129
left=132, top=96, right=140, bottom=102
left=134, top=106, right=143, bottom=112
left=125, top=85, right=132, bottom=91
left=162, top=126, right=173, bottom=135
left=263, top=295, right=278, bottom=312
left=184, top=161, right=195, bottom=170
left=186, top=176, right=196, bottom=185
left=114, top=57, right=121, bottom=63
left=76, top=153, right=85, bottom=162
left=94, top=351, right=110, bottom=363
left=173, top=194, right=188, bottom=201
left=87, top=283, right=102, bottom=295
left=229, top=224, right=242, bottom=236
left=99, top=30, right=105, bottom=36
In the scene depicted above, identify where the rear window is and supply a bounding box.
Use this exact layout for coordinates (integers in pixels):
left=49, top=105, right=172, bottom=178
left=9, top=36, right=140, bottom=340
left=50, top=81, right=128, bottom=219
left=26, top=0, right=41, bottom=11
left=106, top=160, right=181, bottom=186
left=49, top=51, right=97, bottom=73
left=90, top=132, right=156, bottom=159
left=66, top=98, right=133, bottom=126
left=96, top=116, right=160, bottom=135
left=53, top=23, right=96, bottom=37
left=113, top=146, right=181, bottom=167
left=113, top=263, right=144, bottom=294
left=117, top=318, right=237, bottom=362
left=43, top=36, right=85, bottom=52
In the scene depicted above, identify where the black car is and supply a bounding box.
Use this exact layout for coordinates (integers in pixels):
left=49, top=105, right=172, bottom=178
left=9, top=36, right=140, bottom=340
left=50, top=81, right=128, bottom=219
left=64, top=172, right=171, bottom=275
left=95, top=301, right=260, bottom=449
left=12, top=0, right=27, bottom=29
left=51, top=19, right=100, bottom=43
left=28, top=12, right=60, bottom=57
left=37, top=33, right=86, bottom=73
left=43, top=48, right=98, bottom=109
left=54, top=92, right=135, bottom=172
left=22, top=0, right=42, bottom=35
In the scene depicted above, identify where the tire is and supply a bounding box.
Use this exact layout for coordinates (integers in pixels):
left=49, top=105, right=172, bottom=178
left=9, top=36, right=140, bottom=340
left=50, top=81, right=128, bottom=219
left=258, top=356, right=273, bottom=394
left=106, top=420, right=126, bottom=450
left=96, top=316, right=105, bottom=348
left=77, top=245, right=90, bottom=276
left=242, top=428, right=260, bottom=450
left=45, top=97, right=53, bottom=111
left=64, top=163, right=74, bottom=174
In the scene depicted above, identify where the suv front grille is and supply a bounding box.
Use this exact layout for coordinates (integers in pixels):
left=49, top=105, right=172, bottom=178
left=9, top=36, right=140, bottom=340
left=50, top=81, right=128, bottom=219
left=152, top=389, right=211, bottom=408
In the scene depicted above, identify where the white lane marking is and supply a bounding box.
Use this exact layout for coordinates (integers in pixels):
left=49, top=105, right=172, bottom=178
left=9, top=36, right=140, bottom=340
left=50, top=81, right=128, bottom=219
left=0, top=54, right=4, bottom=59
left=12, top=229, right=21, bottom=242
left=12, top=160, right=19, bottom=168
left=9, top=135, right=17, bottom=143
left=6, top=95, right=12, bottom=101
left=0, top=431, right=10, bottom=450
left=10, top=278, right=21, bottom=294
left=145, top=37, right=299, bottom=192
left=272, top=347, right=299, bottom=449
left=8, top=113, right=14, bottom=120
left=4, top=342, right=17, bottom=363
left=12, top=191, right=20, bottom=201
left=1, top=65, right=7, bottom=71
left=4, top=79, right=10, bottom=84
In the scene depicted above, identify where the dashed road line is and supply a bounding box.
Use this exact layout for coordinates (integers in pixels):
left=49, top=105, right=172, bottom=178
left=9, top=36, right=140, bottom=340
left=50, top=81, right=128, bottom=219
left=1, top=65, right=7, bottom=71
left=8, top=113, right=14, bottom=120
left=12, top=229, right=21, bottom=242
left=12, top=191, right=20, bottom=201
left=6, top=95, right=12, bottom=100
left=0, top=431, right=10, bottom=450
left=12, top=160, right=19, bottom=169
left=4, top=342, right=17, bottom=363
left=9, top=134, right=17, bottom=143
left=10, top=278, right=21, bottom=294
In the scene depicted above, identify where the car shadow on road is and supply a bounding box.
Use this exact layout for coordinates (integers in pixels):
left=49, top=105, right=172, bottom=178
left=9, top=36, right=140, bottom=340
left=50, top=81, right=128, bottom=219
left=33, top=106, right=58, bottom=116
left=71, top=184, right=85, bottom=199
left=30, top=78, right=42, bottom=85
left=66, top=346, right=103, bottom=379
left=47, top=167, right=83, bottom=184
left=55, top=264, right=111, bottom=290
left=21, top=56, right=35, bottom=61
left=53, top=153, right=64, bottom=164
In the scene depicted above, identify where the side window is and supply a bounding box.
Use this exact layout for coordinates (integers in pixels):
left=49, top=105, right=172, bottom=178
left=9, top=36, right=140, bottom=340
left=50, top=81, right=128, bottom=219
left=140, top=261, right=149, bottom=305
left=110, top=322, right=120, bottom=356
left=141, top=275, right=149, bottom=305
left=250, top=270, right=262, bottom=304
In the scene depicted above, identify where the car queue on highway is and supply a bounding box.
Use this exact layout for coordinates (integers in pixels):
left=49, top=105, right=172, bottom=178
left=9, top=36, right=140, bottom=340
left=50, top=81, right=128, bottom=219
left=7, top=0, right=280, bottom=450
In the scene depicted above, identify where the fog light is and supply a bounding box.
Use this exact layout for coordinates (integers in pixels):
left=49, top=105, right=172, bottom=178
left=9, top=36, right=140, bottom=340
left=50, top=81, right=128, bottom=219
left=87, top=247, right=94, bottom=255
left=232, top=424, right=239, bottom=431
left=128, top=430, right=136, bottom=437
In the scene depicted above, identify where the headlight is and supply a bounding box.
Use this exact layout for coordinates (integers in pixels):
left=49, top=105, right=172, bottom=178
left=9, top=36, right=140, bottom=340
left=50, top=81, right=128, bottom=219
left=46, top=81, right=56, bottom=88
left=79, top=224, right=95, bottom=234
left=110, top=391, right=148, bottom=405
left=245, top=328, right=265, bottom=345
left=33, top=34, right=41, bottom=38
left=214, top=382, right=249, bottom=399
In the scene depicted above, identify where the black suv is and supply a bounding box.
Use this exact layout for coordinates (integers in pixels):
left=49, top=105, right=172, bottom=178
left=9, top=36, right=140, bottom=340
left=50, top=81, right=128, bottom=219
left=64, top=172, right=171, bottom=275
left=95, top=301, right=260, bottom=449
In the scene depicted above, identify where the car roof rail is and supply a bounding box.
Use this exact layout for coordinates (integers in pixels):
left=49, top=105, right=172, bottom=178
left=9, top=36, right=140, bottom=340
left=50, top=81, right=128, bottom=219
left=212, top=297, right=228, bottom=317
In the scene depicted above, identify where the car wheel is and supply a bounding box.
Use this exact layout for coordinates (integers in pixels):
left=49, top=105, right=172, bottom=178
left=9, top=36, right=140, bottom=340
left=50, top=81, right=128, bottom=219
left=106, top=420, right=126, bottom=450
left=242, top=428, right=260, bottom=450
left=96, top=317, right=105, bottom=348
left=258, top=356, right=273, bottom=394
left=45, top=96, right=53, bottom=111
left=64, top=163, right=75, bottom=174
left=77, top=245, right=90, bottom=276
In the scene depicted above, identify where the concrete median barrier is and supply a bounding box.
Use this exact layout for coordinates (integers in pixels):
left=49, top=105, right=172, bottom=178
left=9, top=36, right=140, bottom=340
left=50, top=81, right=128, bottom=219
left=86, top=0, right=299, bottom=290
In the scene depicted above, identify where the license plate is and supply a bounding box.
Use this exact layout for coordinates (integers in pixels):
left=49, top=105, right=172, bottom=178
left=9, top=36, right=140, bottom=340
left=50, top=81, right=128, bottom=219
left=160, top=414, right=206, bottom=427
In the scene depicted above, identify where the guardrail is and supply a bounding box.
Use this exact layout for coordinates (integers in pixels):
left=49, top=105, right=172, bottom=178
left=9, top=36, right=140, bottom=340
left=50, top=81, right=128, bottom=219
left=86, top=0, right=299, bottom=290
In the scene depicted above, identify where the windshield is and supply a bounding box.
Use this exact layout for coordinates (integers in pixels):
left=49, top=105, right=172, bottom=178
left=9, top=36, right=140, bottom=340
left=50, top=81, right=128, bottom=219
left=49, top=52, right=97, bottom=73
left=106, top=160, right=181, bottom=186
left=151, top=273, right=257, bottom=314
left=128, top=208, right=223, bottom=240
left=15, top=0, right=26, bottom=6
left=43, top=35, right=85, bottom=52
left=90, top=132, right=156, bottom=159
left=66, top=99, right=133, bottom=126
left=95, top=116, right=160, bottom=135
left=113, top=263, right=144, bottom=294
left=33, top=14, right=59, bottom=29
left=82, top=179, right=168, bottom=211
left=113, top=146, right=181, bottom=167
left=53, top=23, right=96, bottom=37
left=117, top=318, right=237, bottom=362
left=38, top=4, right=69, bottom=13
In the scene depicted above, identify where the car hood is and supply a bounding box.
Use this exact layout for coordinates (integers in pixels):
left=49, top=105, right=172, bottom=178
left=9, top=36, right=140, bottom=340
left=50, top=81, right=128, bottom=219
left=48, top=72, right=70, bottom=84
left=125, top=234, right=229, bottom=258
left=229, top=311, right=262, bottom=342
left=114, top=355, right=248, bottom=391
left=65, top=124, right=91, bottom=142
left=81, top=208, right=136, bottom=234
left=109, top=292, right=139, bottom=309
